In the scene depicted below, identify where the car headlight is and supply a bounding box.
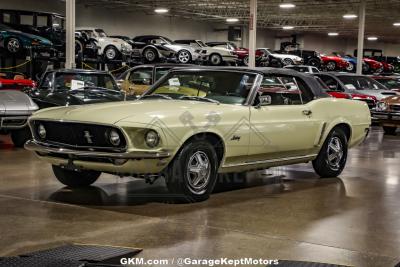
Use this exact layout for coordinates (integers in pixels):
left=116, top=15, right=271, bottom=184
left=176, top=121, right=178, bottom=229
left=38, top=124, right=46, bottom=139
left=376, top=102, right=388, bottom=111
left=108, top=129, right=121, bottom=146
left=145, top=130, right=160, bottom=148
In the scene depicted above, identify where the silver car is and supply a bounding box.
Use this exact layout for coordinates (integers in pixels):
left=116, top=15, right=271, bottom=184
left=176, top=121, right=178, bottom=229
left=0, top=90, right=38, bottom=147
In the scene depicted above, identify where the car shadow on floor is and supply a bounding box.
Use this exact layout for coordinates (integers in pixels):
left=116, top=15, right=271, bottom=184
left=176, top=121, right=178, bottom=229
left=47, top=169, right=347, bottom=209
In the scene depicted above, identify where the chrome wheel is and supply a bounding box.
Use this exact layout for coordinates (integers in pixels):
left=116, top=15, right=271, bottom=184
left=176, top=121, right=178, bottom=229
left=283, top=58, right=294, bottom=66
left=105, top=47, right=117, bottom=60
left=145, top=49, right=156, bottom=62
left=186, top=151, right=211, bottom=195
left=346, top=62, right=354, bottom=71
left=327, top=136, right=344, bottom=171
left=7, top=38, right=20, bottom=53
left=178, top=50, right=191, bottom=63
left=326, top=61, right=336, bottom=71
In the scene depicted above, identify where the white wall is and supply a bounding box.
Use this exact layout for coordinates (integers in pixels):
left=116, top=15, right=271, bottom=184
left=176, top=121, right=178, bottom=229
left=2, top=0, right=399, bottom=55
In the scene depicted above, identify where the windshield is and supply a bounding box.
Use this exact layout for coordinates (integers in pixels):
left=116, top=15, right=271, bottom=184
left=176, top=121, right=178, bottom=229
left=228, top=43, right=238, bottom=50
left=197, top=40, right=206, bottom=47
left=155, top=67, right=172, bottom=81
left=145, top=71, right=256, bottom=105
left=95, top=29, right=107, bottom=37
left=374, top=78, right=400, bottom=90
left=52, top=16, right=65, bottom=30
left=40, top=72, right=118, bottom=91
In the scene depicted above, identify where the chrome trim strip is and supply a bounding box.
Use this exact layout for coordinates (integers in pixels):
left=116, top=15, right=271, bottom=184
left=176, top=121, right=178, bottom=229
left=25, top=140, right=171, bottom=159
left=222, top=154, right=318, bottom=168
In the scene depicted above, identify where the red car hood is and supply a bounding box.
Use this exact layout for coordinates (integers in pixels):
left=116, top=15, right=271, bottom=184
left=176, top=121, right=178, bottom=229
left=0, top=78, right=35, bottom=90
left=327, top=92, right=350, bottom=99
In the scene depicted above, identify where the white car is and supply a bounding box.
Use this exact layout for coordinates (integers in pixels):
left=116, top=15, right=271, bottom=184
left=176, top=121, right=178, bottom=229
left=258, top=48, right=303, bottom=66
left=175, top=39, right=238, bottom=66
left=76, top=27, right=132, bottom=60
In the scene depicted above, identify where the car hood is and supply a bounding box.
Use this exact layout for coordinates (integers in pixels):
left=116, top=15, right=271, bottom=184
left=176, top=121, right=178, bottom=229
left=354, top=90, right=398, bottom=100
left=32, top=99, right=237, bottom=125
left=0, top=90, right=38, bottom=115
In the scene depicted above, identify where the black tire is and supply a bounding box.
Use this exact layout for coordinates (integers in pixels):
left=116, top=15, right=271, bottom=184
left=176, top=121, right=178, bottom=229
left=52, top=165, right=101, bottom=188
left=283, top=58, right=294, bottom=66
left=6, top=37, right=21, bottom=54
left=177, top=49, right=192, bottom=64
left=383, top=126, right=397, bottom=135
left=326, top=61, right=337, bottom=71
left=209, top=53, right=222, bottom=66
left=308, top=58, right=321, bottom=68
left=312, top=127, right=348, bottom=178
left=75, top=40, right=83, bottom=55
left=165, top=140, right=219, bottom=202
left=104, top=45, right=119, bottom=60
left=362, top=63, right=370, bottom=74
left=10, top=127, right=32, bottom=148
left=143, top=47, right=158, bottom=63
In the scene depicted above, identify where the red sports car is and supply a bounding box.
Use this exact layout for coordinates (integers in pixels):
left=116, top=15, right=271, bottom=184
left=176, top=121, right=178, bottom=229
left=0, top=72, right=36, bottom=90
left=363, top=58, right=384, bottom=73
left=321, top=55, right=349, bottom=71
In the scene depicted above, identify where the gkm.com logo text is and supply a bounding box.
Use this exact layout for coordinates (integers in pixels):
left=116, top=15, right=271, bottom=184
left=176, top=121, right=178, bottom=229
left=120, top=257, right=280, bottom=266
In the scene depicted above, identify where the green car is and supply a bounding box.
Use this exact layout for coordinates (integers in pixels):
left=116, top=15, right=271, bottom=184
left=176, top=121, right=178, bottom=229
left=0, top=23, right=53, bottom=54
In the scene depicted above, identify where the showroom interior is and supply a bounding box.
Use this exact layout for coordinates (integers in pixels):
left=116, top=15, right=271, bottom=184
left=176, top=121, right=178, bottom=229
left=1, top=0, right=400, bottom=266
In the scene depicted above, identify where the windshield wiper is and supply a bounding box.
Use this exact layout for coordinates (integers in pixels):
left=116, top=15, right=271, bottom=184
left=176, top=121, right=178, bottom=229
left=140, top=94, right=173, bottom=100
left=179, top=95, right=220, bottom=104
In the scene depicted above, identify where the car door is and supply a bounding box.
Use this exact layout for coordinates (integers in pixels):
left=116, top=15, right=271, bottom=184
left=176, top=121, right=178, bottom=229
left=248, top=74, right=322, bottom=162
left=122, top=67, right=153, bottom=96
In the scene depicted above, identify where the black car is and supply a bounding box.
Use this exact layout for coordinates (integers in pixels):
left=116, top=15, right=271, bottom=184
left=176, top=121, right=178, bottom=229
left=282, top=49, right=323, bottom=68
left=26, top=69, right=125, bottom=109
left=0, top=9, right=97, bottom=58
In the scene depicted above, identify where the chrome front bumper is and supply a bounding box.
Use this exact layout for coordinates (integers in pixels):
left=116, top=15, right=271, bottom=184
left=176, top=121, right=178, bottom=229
left=25, top=140, right=171, bottom=159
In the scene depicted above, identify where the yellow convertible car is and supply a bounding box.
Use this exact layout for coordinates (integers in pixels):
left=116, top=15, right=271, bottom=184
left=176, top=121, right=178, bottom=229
left=25, top=67, right=371, bottom=202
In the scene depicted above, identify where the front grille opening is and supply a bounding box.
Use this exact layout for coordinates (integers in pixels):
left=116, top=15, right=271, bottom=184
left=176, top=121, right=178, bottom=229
left=31, top=120, right=127, bottom=151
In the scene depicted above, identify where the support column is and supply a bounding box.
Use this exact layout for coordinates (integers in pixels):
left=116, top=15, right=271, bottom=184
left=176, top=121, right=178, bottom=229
left=356, top=0, right=366, bottom=75
left=65, top=0, right=76, bottom=69
left=248, top=0, right=257, bottom=68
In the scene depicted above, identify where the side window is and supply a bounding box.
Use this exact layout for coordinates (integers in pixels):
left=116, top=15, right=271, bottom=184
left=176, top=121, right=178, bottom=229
left=37, top=15, right=48, bottom=27
left=19, top=14, right=34, bottom=26
left=2, top=13, right=11, bottom=23
left=128, top=68, right=153, bottom=85
left=318, top=75, right=341, bottom=92
left=257, top=75, right=303, bottom=106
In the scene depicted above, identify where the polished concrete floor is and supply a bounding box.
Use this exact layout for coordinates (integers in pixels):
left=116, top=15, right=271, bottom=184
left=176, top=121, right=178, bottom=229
left=0, top=127, right=400, bottom=266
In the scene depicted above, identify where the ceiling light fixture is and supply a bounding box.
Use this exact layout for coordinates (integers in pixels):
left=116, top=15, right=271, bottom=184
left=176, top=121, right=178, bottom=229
left=328, top=32, right=339, bottom=36
left=154, top=8, right=169, bottom=13
left=367, top=36, right=378, bottom=41
left=282, top=26, right=294, bottom=30
left=279, top=3, right=296, bottom=9
left=226, top=18, right=239, bottom=23
left=393, top=22, right=400, bottom=26
left=343, top=14, right=358, bottom=19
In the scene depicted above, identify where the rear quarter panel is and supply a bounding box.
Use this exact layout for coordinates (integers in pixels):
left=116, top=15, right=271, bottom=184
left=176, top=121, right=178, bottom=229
left=308, top=98, right=371, bottom=148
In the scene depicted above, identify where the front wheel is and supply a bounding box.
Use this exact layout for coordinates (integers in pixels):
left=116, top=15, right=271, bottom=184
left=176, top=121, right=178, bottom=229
left=165, top=140, right=218, bottom=202
left=312, top=128, right=348, bottom=178
left=346, top=62, right=355, bottom=72
left=283, top=58, right=294, bottom=66
left=383, top=126, right=397, bottom=135
left=177, top=49, right=192, bottom=64
left=326, top=61, right=337, bottom=71
left=6, top=38, right=21, bottom=54
left=104, top=45, right=119, bottom=60
left=52, top=165, right=101, bottom=188
left=11, top=127, right=32, bottom=148
left=308, top=58, right=321, bottom=68
left=209, top=53, right=222, bottom=66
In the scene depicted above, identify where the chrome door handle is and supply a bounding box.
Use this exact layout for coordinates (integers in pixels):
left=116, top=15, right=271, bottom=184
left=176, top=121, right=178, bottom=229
left=302, top=110, right=312, bottom=116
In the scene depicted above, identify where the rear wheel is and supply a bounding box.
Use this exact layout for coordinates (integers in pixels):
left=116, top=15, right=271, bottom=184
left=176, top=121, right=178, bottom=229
left=104, top=45, right=119, bottom=60
left=177, top=49, right=192, bottom=64
left=308, top=58, right=321, bottom=68
left=143, top=48, right=158, bottom=63
left=10, top=127, right=32, bottom=148
left=383, top=126, right=397, bottom=135
left=52, top=165, right=101, bottom=188
left=165, top=140, right=218, bottom=202
left=312, top=128, right=348, bottom=178
left=362, top=63, right=370, bottom=73
left=346, top=62, right=355, bottom=72
left=283, top=58, right=294, bottom=66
